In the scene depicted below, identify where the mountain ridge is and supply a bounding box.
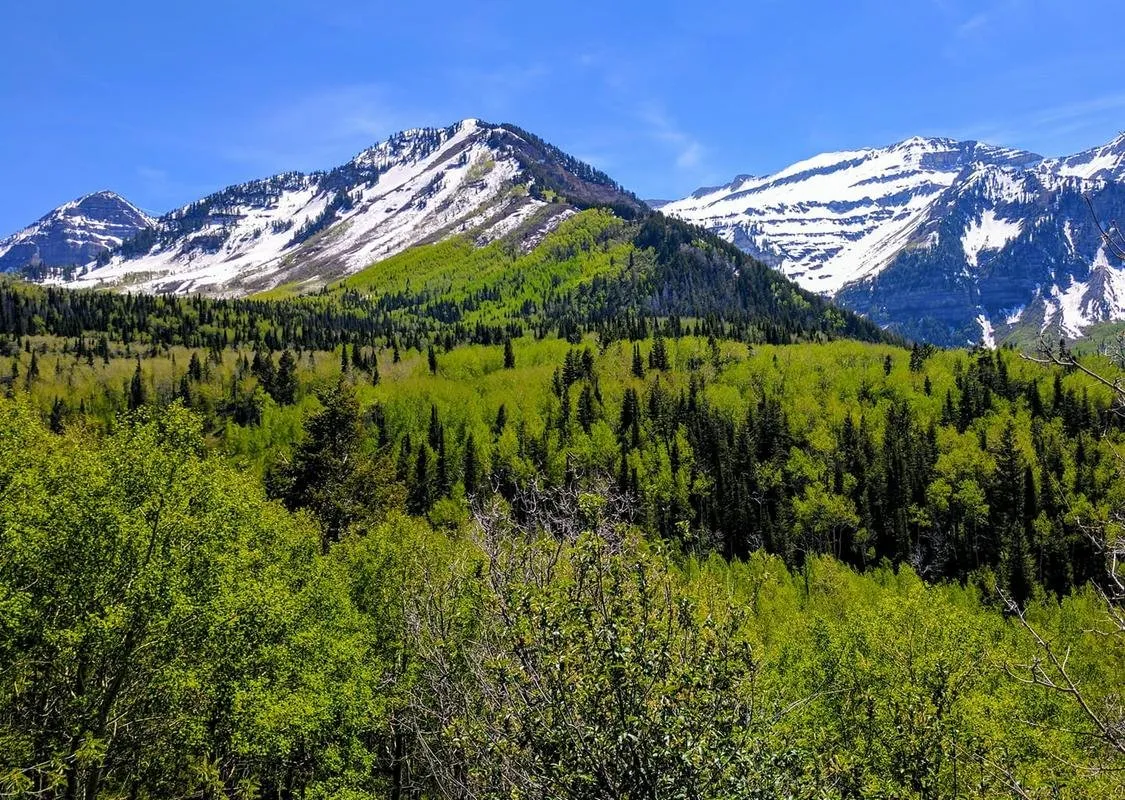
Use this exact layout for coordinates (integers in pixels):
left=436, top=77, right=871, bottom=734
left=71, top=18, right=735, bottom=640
left=53, top=119, right=645, bottom=296
left=665, top=131, right=1125, bottom=345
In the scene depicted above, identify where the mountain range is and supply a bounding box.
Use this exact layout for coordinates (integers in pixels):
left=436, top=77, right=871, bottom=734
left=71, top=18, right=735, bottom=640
left=23, top=120, right=643, bottom=296
left=663, top=132, right=1125, bottom=345
left=2, top=121, right=1124, bottom=346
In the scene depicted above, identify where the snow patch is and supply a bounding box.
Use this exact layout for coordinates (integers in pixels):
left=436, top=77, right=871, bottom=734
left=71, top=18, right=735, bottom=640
left=976, top=313, right=995, bottom=348
left=961, top=210, right=1022, bottom=268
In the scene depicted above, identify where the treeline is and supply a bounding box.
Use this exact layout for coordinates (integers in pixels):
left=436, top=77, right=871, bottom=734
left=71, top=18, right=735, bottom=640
left=0, top=398, right=1121, bottom=798
left=0, top=211, right=893, bottom=359
left=9, top=316, right=1119, bottom=605
left=252, top=339, right=1114, bottom=603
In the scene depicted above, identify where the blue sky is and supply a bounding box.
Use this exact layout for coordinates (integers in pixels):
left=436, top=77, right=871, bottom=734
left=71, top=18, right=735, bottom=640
left=2, top=0, right=1124, bottom=233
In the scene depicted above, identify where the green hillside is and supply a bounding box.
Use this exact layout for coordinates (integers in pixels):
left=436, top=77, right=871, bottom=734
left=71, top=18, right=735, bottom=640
left=0, top=217, right=1122, bottom=797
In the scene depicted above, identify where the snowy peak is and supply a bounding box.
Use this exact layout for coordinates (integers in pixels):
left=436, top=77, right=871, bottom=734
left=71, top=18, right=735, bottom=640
left=0, top=190, right=152, bottom=277
left=662, top=135, right=1039, bottom=295
left=1040, top=131, right=1125, bottom=181
left=65, top=120, right=643, bottom=295
left=666, top=131, right=1125, bottom=345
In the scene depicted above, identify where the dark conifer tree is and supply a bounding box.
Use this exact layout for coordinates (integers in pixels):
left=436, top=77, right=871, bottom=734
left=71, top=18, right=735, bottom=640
left=48, top=397, right=65, bottom=434
left=266, top=380, right=367, bottom=550
left=128, top=361, right=146, bottom=410
left=274, top=350, right=298, bottom=405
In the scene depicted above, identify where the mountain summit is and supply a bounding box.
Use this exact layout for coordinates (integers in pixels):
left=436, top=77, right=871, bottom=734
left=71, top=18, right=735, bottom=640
left=662, top=136, right=1042, bottom=296
left=65, top=120, right=645, bottom=295
left=664, top=132, right=1125, bottom=345
left=0, top=191, right=152, bottom=277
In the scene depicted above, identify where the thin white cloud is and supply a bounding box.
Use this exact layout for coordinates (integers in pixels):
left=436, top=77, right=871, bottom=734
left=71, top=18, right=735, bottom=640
left=637, top=104, right=707, bottom=173
left=217, top=84, right=431, bottom=173
left=955, top=12, right=990, bottom=37
left=952, top=92, right=1125, bottom=153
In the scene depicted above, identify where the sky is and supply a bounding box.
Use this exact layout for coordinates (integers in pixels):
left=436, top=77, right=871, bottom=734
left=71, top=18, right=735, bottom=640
left=2, top=0, right=1124, bottom=233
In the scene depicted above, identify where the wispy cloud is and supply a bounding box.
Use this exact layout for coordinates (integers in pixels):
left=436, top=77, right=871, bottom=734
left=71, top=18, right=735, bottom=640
left=637, top=104, right=707, bottom=171
left=952, top=92, right=1125, bottom=153
left=955, top=12, right=990, bottom=37
left=217, top=84, right=428, bottom=173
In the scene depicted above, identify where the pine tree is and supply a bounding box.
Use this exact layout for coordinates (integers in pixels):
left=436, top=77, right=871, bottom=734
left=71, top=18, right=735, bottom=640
left=48, top=397, right=66, bottom=434
left=909, top=343, right=925, bottom=373
left=649, top=335, right=669, bottom=371
left=428, top=344, right=438, bottom=375
left=188, top=352, right=203, bottom=381
left=274, top=350, right=298, bottom=405
left=503, top=338, right=516, bottom=369
left=128, top=361, right=146, bottom=410
left=577, top=383, right=597, bottom=434
left=428, top=405, right=443, bottom=451
left=266, top=380, right=367, bottom=550
left=437, top=437, right=450, bottom=497
left=632, top=343, right=645, bottom=379
left=25, top=351, right=39, bottom=387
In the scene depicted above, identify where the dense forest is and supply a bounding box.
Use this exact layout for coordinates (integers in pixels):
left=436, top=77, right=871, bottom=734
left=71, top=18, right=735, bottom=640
left=0, top=210, right=1123, bottom=797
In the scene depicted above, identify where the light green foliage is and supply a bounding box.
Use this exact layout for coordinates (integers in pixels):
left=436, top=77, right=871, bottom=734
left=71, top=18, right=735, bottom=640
left=338, top=209, right=631, bottom=326
left=0, top=400, right=390, bottom=797
left=0, top=396, right=1120, bottom=796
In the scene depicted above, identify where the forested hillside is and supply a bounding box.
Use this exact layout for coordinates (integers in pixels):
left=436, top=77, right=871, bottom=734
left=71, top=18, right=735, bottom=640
left=0, top=210, right=1123, bottom=797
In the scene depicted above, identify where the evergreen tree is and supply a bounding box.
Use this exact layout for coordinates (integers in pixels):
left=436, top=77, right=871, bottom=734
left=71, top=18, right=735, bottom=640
left=428, top=405, right=443, bottom=452
left=274, top=350, right=298, bottom=405
left=188, top=352, right=203, bottom=381
left=25, top=351, right=39, bottom=388
left=266, top=380, right=368, bottom=550
left=504, top=338, right=516, bottom=369
left=48, top=397, right=65, bottom=434
left=649, top=335, right=669, bottom=371
left=632, top=343, right=645, bottom=379
left=577, top=383, right=597, bottom=434
left=128, top=361, right=146, bottom=410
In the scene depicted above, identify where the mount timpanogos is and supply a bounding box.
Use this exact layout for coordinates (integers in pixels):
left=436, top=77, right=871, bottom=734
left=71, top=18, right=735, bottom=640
left=662, top=132, right=1125, bottom=346
left=3, top=120, right=1124, bottom=346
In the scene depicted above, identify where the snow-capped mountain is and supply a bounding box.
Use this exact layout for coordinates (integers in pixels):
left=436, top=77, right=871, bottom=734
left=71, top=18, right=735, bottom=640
left=65, top=119, right=643, bottom=295
left=665, top=133, right=1125, bottom=345
left=0, top=191, right=152, bottom=277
